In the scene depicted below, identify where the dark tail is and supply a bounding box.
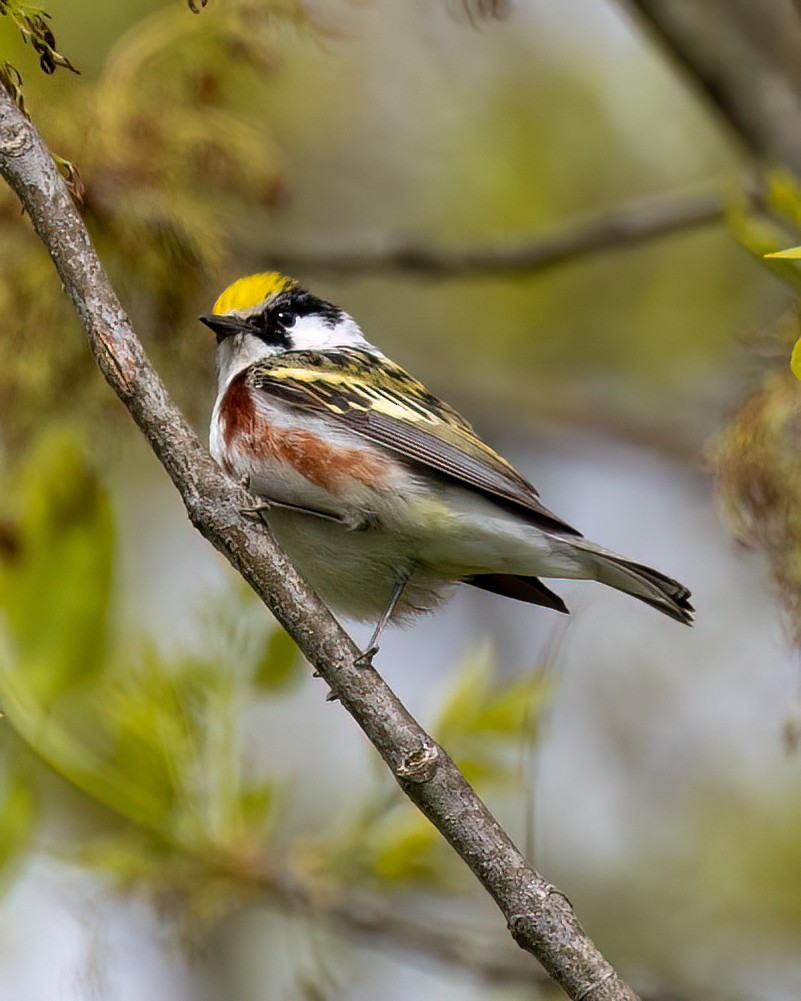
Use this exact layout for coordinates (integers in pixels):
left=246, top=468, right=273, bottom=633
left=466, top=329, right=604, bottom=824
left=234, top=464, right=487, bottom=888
left=565, top=539, right=694, bottom=624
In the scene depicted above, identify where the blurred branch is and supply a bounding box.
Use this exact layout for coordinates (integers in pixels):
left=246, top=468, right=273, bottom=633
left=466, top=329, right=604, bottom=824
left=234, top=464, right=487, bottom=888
left=622, top=0, right=801, bottom=172
left=0, top=91, right=640, bottom=1001
left=267, top=876, right=551, bottom=990
left=207, top=846, right=683, bottom=1000
left=316, top=887, right=684, bottom=1001
left=454, top=0, right=511, bottom=24
left=257, top=188, right=724, bottom=278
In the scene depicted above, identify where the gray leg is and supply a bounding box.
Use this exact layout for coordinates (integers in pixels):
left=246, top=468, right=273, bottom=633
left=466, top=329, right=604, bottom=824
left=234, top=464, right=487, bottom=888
left=353, top=573, right=410, bottom=667
left=241, top=499, right=345, bottom=524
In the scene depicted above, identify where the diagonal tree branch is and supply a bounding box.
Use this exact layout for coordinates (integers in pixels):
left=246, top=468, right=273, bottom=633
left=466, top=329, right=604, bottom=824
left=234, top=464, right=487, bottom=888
left=0, top=89, right=641, bottom=1001
left=253, top=188, right=723, bottom=279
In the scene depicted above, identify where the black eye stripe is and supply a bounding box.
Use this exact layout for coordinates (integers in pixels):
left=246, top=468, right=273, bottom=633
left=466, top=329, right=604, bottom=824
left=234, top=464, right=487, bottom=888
left=246, top=289, right=344, bottom=349
left=247, top=311, right=291, bottom=348
left=272, top=290, right=343, bottom=327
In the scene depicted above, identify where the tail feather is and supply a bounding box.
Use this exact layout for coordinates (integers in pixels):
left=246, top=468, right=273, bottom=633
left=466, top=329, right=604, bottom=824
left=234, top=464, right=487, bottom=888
left=570, top=541, right=694, bottom=625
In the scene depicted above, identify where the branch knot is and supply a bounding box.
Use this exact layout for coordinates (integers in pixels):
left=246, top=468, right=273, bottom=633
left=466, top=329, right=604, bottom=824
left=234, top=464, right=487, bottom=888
left=395, top=740, right=440, bottom=783
left=0, top=120, right=33, bottom=158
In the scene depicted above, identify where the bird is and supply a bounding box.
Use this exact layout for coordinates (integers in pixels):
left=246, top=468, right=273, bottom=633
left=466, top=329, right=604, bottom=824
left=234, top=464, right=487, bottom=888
left=200, top=272, right=693, bottom=663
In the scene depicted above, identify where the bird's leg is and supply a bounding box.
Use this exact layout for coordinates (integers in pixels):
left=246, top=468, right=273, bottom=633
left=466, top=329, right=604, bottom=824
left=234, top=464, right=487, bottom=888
left=353, top=572, right=410, bottom=668
left=240, top=498, right=345, bottom=524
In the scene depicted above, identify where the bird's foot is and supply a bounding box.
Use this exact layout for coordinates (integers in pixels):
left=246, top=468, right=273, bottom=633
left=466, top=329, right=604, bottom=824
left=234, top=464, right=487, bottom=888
left=240, top=503, right=271, bottom=522
left=353, top=644, right=379, bottom=668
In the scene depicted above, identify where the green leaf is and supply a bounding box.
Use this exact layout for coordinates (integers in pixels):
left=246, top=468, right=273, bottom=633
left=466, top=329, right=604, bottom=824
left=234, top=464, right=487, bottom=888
left=253, top=627, right=302, bottom=691
left=729, top=171, right=801, bottom=292
left=472, top=674, right=550, bottom=738
left=1, top=430, right=114, bottom=708
left=765, top=246, right=801, bottom=259
left=433, top=644, right=495, bottom=744
left=366, top=810, right=445, bottom=885
left=432, top=644, right=549, bottom=791
left=238, top=779, right=275, bottom=831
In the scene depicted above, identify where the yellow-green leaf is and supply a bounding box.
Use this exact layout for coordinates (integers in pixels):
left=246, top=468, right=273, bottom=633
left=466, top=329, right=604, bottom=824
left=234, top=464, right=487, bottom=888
left=1, top=431, right=114, bottom=708
left=253, top=627, right=302, bottom=691
left=791, top=339, right=801, bottom=381
left=765, top=247, right=801, bottom=259
left=367, top=811, right=443, bottom=885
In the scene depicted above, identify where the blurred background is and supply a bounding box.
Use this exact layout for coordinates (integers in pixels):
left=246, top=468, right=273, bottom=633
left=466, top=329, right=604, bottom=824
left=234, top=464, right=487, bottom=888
left=3, top=1, right=801, bottom=999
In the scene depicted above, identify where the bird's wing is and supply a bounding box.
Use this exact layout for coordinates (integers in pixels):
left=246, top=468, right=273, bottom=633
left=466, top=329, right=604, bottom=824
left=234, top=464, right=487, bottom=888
left=249, top=349, right=581, bottom=536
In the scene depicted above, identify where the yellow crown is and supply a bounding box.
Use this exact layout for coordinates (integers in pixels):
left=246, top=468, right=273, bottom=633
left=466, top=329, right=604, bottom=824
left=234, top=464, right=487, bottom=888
left=212, top=272, right=298, bottom=315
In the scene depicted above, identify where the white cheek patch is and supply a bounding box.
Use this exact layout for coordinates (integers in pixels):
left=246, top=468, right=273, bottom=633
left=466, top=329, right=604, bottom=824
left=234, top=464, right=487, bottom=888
left=289, top=314, right=373, bottom=352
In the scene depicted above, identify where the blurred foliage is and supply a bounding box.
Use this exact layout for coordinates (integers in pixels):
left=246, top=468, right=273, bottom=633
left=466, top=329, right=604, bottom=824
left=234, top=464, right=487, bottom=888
left=0, top=0, right=310, bottom=446
left=0, top=429, right=551, bottom=969
left=459, top=0, right=509, bottom=20
left=0, top=59, right=24, bottom=111
left=689, top=784, right=801, bottom=935
left=716, top=172, right=801, bottom=642
left=729, top=170, right=801, bottom=296
left=5, top=2, right=801, bottom=992
left=715, top=361, right=801, bottom=644
left=296, top=646, right=549, bottom=892
left=0, top=0, right=783, bottom=462
left=269, top=36, right=769, bottom=439
left=0, top=0, right=77, bottom=81
left=0, top=428, right=297, bottom=892
left=0, top=752, right=36, bottom=894
left=435, top=643, right=547, bottom=787
left=1, top=430, right=113, bottom=708
left=589, top=776, right=801, bottom=989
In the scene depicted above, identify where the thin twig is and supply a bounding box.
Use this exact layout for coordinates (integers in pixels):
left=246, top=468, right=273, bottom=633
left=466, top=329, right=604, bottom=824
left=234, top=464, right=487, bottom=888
left=0, top=90, right=640, bottom=1001
left=255, top=189, right=723, bottom=279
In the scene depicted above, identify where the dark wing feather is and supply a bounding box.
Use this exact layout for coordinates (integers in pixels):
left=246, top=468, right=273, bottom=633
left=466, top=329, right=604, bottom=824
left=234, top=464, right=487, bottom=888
left=250, top=349, right=580, bottom=536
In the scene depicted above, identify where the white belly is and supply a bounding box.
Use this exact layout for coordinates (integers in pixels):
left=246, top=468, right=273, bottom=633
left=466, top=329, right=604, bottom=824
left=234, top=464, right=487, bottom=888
left=260, top=486, right=587, bottom=623
left=263, top=508, right=458, bottom=622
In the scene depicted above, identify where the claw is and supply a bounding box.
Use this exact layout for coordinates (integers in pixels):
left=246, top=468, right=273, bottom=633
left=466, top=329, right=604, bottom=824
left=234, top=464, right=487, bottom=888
left=353, top=645, right=378, bottom=668
left=241, top=503, right=271, bottom=522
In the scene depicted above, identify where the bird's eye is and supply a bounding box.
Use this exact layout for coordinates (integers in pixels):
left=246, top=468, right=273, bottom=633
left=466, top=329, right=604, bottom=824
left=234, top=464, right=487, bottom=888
left=274, top=309, right=295, bottom=328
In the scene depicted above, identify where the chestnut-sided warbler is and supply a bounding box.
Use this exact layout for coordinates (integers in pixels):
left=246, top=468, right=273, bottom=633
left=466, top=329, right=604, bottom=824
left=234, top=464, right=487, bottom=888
left=201, top=273, right=693, bottom=661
